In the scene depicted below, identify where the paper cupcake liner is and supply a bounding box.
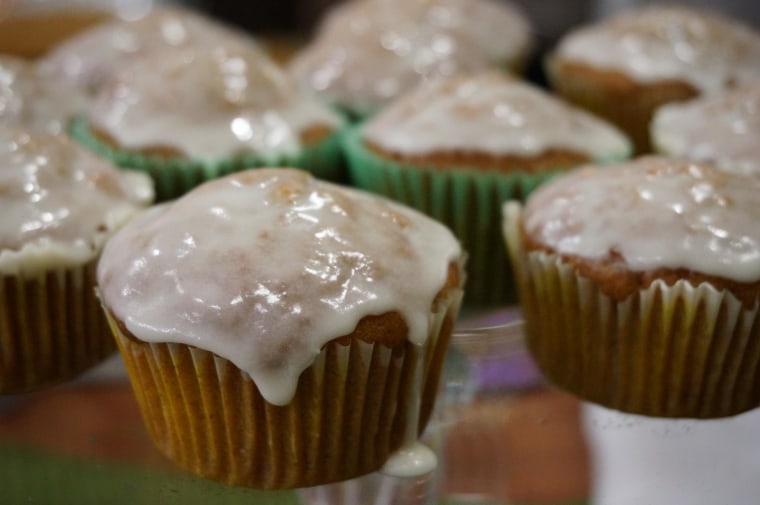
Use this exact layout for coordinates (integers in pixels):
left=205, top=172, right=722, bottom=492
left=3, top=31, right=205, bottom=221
left=545, top=58, right=698, bottom=154
left=343, top=128, right=578, bottom=307
left=504, top=203, right=760, bottom=419
left=0, top=261, right=114, bottom=393
left=69, top=117, right=347, bottom=202
left=105, top=287, right=462, bottom=489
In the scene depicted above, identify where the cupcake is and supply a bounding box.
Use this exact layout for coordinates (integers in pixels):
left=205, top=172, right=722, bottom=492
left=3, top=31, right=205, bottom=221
left=504, top=157, right=760, bottom=419
left=0, top=55, right=88, bottom=135
left=344, top=71, right=631, bottom=306
left=0, top=127, right=153, bottom=393
left=96, top=168, right=464, bottom=489
left=70, top=42, right=345, bottom=202
left=288, top=0, right=533, bottom=119
left=651, top=81, right=760, bottom=176
left=546, top=6, right=760, bottom=153
left=39, top=6, right=252, bottom=96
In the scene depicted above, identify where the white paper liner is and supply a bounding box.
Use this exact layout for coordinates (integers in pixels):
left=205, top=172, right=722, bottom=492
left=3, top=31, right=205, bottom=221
left=504, top=202, right=760, bottom=418
left=105, top=285, right=463, bottom=489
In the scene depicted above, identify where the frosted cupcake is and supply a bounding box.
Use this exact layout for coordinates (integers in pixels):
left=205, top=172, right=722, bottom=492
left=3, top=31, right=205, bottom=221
left=0, top=127, right=153, bottom=393
left=651, top=81, right=760, bottom=176
left=547, top=6, right=760, bottom=153
left=344, top=71, right=631, bottom=305
left=289, top=0, right=533, bottom=119
left=0, top=55, right=88, bottom=135
left=97, top=168, right=464, bottom=489
left=70, top=42, right=345, bottom=201
left=504, top=157, right=760, bottom=419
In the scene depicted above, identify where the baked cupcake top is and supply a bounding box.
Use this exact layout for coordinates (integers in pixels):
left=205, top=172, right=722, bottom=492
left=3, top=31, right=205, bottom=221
left=0, top=56, right=88, bottom=134
left=521, top=157, right=760, bottom=283
left=363, top=72, right=631, bottom=159
left=0, top=128, right=153, bottom=276
left=651, top=82, right=760, bottom=176
left=289, top=0, right=532, bottom=115
left=551, top=6, right=760, bottom=93
left=40, top=7, right=251, bottom=95
left=87, top=43, right=343, bottom=159
left=97, top=168, right=462, bottom=406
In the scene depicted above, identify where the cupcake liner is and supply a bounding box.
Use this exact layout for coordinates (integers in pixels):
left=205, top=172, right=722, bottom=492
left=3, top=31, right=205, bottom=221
left=344, top=127, right=570, bottom=307
left=105, top=287, right=462, bottom=489
left=0, top=260, right=114, bottom=393
left=504, top=202, right=760, bottom=419
left=69, top=117, right=347, bottom=202
left=545, top=58, right=698, bottom=154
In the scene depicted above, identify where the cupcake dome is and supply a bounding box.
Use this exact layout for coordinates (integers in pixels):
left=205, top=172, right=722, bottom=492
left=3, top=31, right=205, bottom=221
left=651, top=81, right=760, bottom=176
left=71, top=41, right=345, bottom=200
left=546, top=5, right=760, bottom=153
left=504, top=156, right=760, bottom=418
left=289, top=0, right=533, bottom=118
left=0, top=127, right=153, bottom=393
left=346, top=71, right=630, bottom=305
left=0, top=55, right=88, bottom=135
left=97, top=168, right=464, bottom=488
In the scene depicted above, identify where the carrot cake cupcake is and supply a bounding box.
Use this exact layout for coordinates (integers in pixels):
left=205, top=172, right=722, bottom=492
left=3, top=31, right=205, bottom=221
left=97, top=168, right=464, bottom=488
left=504, top=156, right=760, bottom=418
left=345, top=71, right=631, bottom=305
left=546, top=5, right=760, bottom=153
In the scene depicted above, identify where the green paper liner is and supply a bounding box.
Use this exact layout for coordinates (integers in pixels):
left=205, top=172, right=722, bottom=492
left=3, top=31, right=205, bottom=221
left=504, top=202, right=760, bottom=419
left=343, top=128, right=582, bottom=307
left=69, top=117, right=347, bottom=202
left=0, top=260, right=114, bottom=393
left=104, top=287, right=462, bottom=489
left=545, top=57, right=699, bottom=155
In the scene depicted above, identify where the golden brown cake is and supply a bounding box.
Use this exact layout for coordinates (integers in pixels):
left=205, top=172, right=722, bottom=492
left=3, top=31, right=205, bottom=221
left=0, top=127, right=153, bottom=393
left=345, top=71, right=631, bottom=306
left=504, top=157, right=760, bottom=419
left=97, top=168, right=464, bottom=489
left=546, top=6, right=760, bottom=153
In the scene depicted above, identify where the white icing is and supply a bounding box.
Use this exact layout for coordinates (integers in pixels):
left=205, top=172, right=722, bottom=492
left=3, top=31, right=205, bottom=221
left=289, top=0, right=532, bottom=114
left=522, top=157, right=760, bottom=282
left=97, top=168, right=462, bottom=406
left=363, top=71, right=631, bottom=159
left=652, top=82, right=760, bottom=176
left=40, top=6, right=256, bottom=95
left=87, top=43, right=343, bottom=159
left=381, top=442, right=437, bottom=478
left=553, top=6, right=760, bottom=93
left=0, top=56, right=89, bottom=135
left=0, top=128, right=154, bottom=276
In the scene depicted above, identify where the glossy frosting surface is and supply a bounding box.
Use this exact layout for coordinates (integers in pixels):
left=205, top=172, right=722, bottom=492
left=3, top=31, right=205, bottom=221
left=523, top=157, right=760, bottom=281
left=97, top=169, right=462, bottom=405
left=652, top=82, right=760, bottom=176
left=554, top=6, right=760, bottom=92
left=88, top=43, right=342, bottom=159
left=289, top=0, right=532, bottom=113
left=0, top=128, right=153, bottom=275
left=0, top=56, right=88, bottom=134
left=363, top=72, right=631, bottom=158
left=41, top=6, right=252, bottom=94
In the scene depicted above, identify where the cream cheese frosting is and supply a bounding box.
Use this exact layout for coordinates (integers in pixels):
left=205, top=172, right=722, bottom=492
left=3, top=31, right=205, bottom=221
left=0, top=56, right=89, bottom=135
left=553, top=6, right=760, bottom=93
left=521, top=157, right=760, bottom=282
left=97, top=168, right=462, bottom=406
left=652, top=82, right=760, bottom=176
left=88, top=43, right=343, bottom=159
left=363, top=72, right=631, bottom=159
left=40, top=6, right=255, bottom=95
left=0, top=128, right=153, bottom=276
left=288, top=0, right=532, bottom=114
